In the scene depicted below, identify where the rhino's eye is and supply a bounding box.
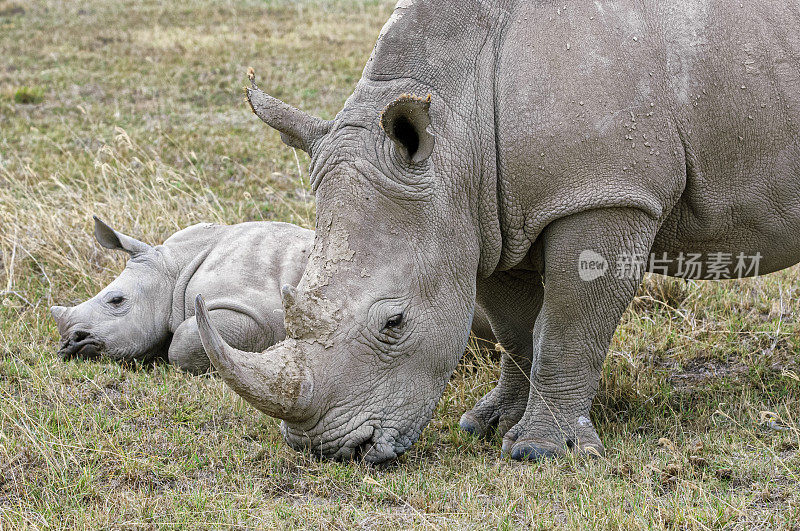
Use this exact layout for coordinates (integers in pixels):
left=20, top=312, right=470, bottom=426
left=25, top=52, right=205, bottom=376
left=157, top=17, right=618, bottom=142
left=383, top=313, right=404, bottom=330
left=108, top=295, right=125, bottom=306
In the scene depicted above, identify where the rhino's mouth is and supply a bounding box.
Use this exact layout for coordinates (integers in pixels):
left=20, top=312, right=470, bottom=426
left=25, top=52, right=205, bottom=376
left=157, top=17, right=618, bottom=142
left=281, top=416, right=413, bottom=464
left=58, top=333, right=104, bottom=361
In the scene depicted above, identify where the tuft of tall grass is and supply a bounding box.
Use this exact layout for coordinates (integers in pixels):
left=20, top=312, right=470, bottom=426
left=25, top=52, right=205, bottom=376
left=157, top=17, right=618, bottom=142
left=0, top=125, right=316, bottom=309
left=0, top=128, right=232, bottom=305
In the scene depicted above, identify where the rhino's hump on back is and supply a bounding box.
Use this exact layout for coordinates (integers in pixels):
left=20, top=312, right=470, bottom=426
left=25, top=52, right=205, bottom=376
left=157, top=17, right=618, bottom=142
left=361, top=0, right=507, bottom=93
left=161, top=222, right=225, bottom=258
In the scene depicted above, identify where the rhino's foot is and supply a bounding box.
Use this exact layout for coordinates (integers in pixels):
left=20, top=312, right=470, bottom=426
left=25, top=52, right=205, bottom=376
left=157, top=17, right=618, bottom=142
left=459, top=384, right=527, bottom=439
left=501, top=409, right=604, bottom=462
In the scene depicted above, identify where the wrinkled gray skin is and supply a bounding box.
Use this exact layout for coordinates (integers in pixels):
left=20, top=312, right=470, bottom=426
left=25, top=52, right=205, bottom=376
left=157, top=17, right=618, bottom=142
left=52, top=218, right=313, bottom=374
left=196, top=0, right=800, bottom=463
left=51, top=218, right=499, bottom=372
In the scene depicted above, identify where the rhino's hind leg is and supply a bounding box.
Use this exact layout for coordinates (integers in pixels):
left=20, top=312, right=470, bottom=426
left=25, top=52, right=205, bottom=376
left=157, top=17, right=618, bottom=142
left=460, top=270, right=543, bottom=439
left=504, top=208, right=658, bottom=461
left=169, top=309, right=274, bottom=375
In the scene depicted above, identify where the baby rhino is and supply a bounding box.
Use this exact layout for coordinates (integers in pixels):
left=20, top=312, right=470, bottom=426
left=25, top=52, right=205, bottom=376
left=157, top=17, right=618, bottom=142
left=52, top=217, right=498, bottom=374
left=51, top=217, right=314, bottom=374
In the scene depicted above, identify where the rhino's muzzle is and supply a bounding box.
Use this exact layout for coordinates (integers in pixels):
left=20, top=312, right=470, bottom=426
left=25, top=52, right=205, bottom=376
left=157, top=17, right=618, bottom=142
left=57, top=330, right=104, bottom=361
left=195, top=294, right=314, bottom=424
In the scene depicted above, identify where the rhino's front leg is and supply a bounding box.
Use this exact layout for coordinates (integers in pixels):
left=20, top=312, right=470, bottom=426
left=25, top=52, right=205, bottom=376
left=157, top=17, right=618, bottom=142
left=504, top=208, right=658, bottom=461
left=169, top=309, right=274, bottom=375
left=460, top=270, right=543, bottom=438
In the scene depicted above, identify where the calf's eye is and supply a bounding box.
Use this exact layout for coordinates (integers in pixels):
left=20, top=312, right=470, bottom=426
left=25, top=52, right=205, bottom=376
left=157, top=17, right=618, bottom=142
left=108, top=296, right=125, bottom=305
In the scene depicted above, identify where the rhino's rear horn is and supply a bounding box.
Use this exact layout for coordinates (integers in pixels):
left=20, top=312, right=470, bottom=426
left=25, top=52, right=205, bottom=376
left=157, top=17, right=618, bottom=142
left=281, top=284, right=297, bottom=310
left=245, top=69, right=331, bottom=155
left=194, top=294, right=314, bottom=422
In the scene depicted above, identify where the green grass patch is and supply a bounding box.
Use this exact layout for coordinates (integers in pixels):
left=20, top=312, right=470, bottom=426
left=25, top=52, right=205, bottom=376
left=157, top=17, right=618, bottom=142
left=11, top=86, right=43, bottom=104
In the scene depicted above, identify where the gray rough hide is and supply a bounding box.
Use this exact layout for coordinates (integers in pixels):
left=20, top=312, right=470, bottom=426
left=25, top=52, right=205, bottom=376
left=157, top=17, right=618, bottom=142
left=200, top=0, right=800, bottom=463
left=52, top=218, right=497, bottom=375
left=52, top=218, right=313, bottom=374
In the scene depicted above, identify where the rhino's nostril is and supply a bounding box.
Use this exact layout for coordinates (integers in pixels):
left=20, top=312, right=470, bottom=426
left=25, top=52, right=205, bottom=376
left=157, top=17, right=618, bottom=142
left=72, top=331, right=90, bottom=343
left=58, top=330, right=103, bottom=362
left=353, top=439, right=375, bottom=462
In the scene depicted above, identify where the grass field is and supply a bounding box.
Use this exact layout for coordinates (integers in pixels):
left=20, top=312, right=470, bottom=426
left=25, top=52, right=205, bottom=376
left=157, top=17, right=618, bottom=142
left=1, top=0, right=799, bottom=528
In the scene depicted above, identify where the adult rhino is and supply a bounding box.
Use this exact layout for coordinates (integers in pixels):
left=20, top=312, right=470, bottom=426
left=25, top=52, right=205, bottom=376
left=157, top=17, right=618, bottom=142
left=196, top=0, right=800, bottom=463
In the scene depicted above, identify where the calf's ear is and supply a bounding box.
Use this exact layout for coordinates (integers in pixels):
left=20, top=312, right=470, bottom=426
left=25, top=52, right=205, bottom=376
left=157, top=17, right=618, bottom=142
left=380, top=94, right=435, bottom=163
left=93, top=216, right=151, bottom=256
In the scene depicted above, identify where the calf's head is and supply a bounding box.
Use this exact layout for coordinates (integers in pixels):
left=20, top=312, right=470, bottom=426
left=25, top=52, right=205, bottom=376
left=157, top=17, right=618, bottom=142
left=195, top=75, right=484, bottom=463
left=51, top=217, right=173, bottom=363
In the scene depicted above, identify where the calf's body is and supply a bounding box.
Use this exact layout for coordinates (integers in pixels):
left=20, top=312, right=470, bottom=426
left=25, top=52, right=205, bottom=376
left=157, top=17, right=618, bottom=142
left=52, top=219, right=312, bottom=374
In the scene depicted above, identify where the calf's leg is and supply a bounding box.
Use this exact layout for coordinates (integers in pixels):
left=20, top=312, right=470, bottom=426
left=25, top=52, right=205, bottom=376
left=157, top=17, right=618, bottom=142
left=168, top=309, right=273, bottom=375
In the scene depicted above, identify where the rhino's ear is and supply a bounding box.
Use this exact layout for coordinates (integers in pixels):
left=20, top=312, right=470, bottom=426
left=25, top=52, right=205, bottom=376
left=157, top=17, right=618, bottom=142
left=244, top=68, right=332, bottom=155
left=380, top=93, right=435, bottom=163
left=93, top=216, right=151, bottom=256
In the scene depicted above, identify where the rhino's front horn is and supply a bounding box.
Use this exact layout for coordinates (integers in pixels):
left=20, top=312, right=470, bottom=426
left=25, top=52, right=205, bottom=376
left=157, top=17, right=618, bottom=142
left=50, top=305, right=68, bottom=321
left=194, top=295, right=313, bottom=422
